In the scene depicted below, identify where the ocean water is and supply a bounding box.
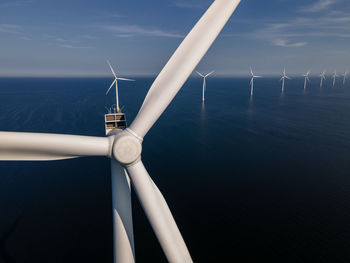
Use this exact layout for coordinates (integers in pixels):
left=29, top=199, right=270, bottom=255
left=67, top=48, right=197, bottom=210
left=0, top=77, right=350, bottom=262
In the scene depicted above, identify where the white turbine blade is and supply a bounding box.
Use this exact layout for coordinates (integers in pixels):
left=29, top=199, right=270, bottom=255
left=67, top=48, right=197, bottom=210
left=126, top=160, right=192, bottom=263
left=118, top=77, right=135, bottom=82
left=205, top=70, right=215, bottom=77
left=255, top=75, right=262, bottom=78
left=280, top=76, right=284, bottom=81
left=111, top=160, right=135, bottom=263
left=286, top=76, right=291, bottom=79
left=107, top=60, right=117, bottom=79
left=106, top=79, right=117, bottom=95
left=195, top=70, right=204, bottom=78
left=129, top=0, right=241, bottom=139
left=0, top=132, right=112, bottom=161
left=250, top=67, right=253, bottom=76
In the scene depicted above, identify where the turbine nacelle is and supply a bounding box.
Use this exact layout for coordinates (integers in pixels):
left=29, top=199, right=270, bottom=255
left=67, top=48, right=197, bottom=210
left=112, top=129, right=142, bottom=166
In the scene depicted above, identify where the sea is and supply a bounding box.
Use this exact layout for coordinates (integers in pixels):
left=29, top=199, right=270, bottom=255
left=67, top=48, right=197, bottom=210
left=0, top=76, right=350, bottom=262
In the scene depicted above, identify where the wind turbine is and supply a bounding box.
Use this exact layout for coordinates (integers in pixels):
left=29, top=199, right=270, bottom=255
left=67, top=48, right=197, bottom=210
left=280, top=68, right=291, bottom=94
left=249, top=67, right=261, bottom=96
left=342, top=70, right=347, bottom=86
left=320, top=71, right=326, bottom=89
left=302, top=70, right=310, bottom=92
left=195, top=70, right=214, bottom=102
left=106, top=61, right=135, bottom=113
left=0, top=1, right=242, bottom=263
left=332, top=70, right=338, bottom=88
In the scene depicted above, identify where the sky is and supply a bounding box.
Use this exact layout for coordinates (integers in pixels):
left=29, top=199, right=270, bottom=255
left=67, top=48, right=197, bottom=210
left=0, top=0, right=349, bottom=77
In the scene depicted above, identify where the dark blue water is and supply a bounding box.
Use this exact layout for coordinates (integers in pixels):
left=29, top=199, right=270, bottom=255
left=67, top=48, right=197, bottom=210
left=0, top=77, right=350, bottom=262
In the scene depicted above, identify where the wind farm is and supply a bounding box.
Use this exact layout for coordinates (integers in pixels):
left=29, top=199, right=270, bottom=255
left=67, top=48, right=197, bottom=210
left=1, top=0, right=350, bottom=263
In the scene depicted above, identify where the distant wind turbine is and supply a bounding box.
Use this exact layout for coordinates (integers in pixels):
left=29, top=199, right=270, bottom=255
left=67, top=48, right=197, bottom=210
left=249, top=67, right=262, bottom=96
left=196, top=70, right=214, bottom=102
left=106, top=60, right=135, bottom=113
left=332, top=70, right=338, bottom=88
left=302, top=70, right=310, bottom=92
left=342, top=71, right=347, bottom=86
left=320, top=71, right=326, bottom=89
left=280, top=68, right=291, bottom=94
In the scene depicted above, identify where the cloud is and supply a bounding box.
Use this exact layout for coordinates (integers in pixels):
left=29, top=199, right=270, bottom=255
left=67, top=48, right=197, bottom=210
left=101, top=25, right=183, bottom=38
left=172, top=1, right=204, bottom=9
left=57, top=44, right=92, bottom=49
left=0, top=24, right=22, bottom=34
left=248, top=11, right=350, bottom=47
left=273, top=39, right=307, bottom=47
left=300, top=0, right=339, bottom=12
left=0, top=0, right=34, bottom=8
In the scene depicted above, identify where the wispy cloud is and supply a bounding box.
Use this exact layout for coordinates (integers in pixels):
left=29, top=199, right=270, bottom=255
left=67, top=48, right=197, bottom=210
left=0, top=24, right=22, bottom=34
left=0, top=0, right=34, bottom=8
left=300, top=0, right=339, bottom=12
left=101, top=25, right=183, bottom=38
left=248, top=11, right=350, bottom=47
left=57, top=44, right=92, bottom=49
left=172, top=1, right=204, bottom=9
left=273, top=39, right=307, bottom=47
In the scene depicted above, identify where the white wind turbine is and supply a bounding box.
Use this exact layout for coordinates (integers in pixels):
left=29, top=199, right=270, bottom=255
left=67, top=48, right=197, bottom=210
left=302, top=70, right=310, bottom=92
left=280, top=68, right=291, bottom=94
left=195, top=70, right=214, bottom=102
left=320, top=71, right=326, bottom=89
left=332, top=70, right=338, bottom=88
left=249, top=67, right=261, bottom=96
left=0, top=1, right=242, bottom=263
left=342, top=70, right=347, bottom=86
left=106, top=61, right=135, bottom=113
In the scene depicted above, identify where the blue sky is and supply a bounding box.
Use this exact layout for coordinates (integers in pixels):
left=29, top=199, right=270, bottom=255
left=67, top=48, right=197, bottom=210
left=0, top=0, right=349, bottom=77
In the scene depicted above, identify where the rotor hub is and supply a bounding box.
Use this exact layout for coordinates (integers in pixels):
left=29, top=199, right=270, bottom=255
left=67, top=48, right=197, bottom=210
left=112, top=130, right=142, bottom=165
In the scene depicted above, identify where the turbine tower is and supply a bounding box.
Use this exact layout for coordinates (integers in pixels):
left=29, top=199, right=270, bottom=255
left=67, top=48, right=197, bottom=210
left=195, top=70, right=214, bottom=102
left=302, top=70, right=310, bottom=92
left=249, top=67, right=262, bottom=96
left=280, top=68, right=291, bottom=94
left=0, top=1, right=243, bottom=263
left=106, top=61, right=135, bottom=113
left=342, top=70, right=347, bottom=86
left=332, top=70, right=338, bottom=88
left=320, top=71, right=326, bottom=89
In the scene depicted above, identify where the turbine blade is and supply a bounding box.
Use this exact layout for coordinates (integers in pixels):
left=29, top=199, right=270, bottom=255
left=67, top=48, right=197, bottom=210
left=128, top=0, right=242, bottom=139
left=250, top=67, right=253, bottom=76
left=107, top=60, right=117, bottom=79
left=126, top=160, right=192, bottom=263
left=0, top=132, right=111, bottom=161
left=205, top=70, right=215, bottom=77
left=195, top=70, right=204, bottom=77
left=111, top=160, right=135, bottom=262
left=118, top=77, right=136, bottom=81
left=106, top=79, right=117, bottom=95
